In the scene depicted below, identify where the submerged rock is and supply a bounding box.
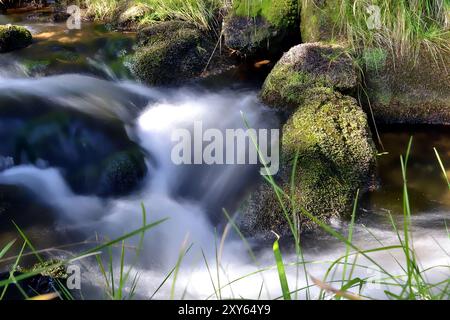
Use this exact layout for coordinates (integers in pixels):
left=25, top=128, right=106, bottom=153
left=362, top=49, right=450, bottom=125
left=0, top=76, right=149, bottom=197
left=10, top=112, right=147, bottom=197
left=223, top=0, right=299, bottom=56
left=261, top=43, right=358, bottom=111
left=131, top=21, right=213, bottom=85
left=0, top=25, right=32, bottom=53
left=98, top=149, right=148, bottom=196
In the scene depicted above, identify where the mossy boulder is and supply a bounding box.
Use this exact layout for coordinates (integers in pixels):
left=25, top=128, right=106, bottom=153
left=300, top=0, right=341, bottom=43
left=261, top=43, right=358, bottom=111
left=362, top=49, right=450, bottom=124
left=240, top=88, right=376, bottom=238
left=223, top=0, right=300, bottom=56
left=0, top=25, right=32, bottom=53
left=131, top=21, right=212, bottom=85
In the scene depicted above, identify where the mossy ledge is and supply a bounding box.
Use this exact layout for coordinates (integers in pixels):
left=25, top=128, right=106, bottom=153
left=0, top=25, right=32, bottom=53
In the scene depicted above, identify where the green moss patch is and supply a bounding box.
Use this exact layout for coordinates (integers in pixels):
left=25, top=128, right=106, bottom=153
left=131, top=21, right=211, bottom=85
left=261, top=43, right=358, bottom=111
left=0, top=25, right=33, bottom=53
left=233, top=0, right=298, bottom=28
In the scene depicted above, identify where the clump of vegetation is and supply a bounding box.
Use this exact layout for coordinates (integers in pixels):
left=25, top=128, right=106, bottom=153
left=137, top=0, right=222, bottom=32
left=17, top=260, right=68, bottom=279
left=82, top=0, right=223, bottom=32
left=232, top=0, right=299, bottom=28
left=340, top=0, right=449, bottom=61
left=301, top=0, right=449, bottom=62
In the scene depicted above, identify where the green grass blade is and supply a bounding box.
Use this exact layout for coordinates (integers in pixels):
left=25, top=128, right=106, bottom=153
left=272, top=234, right=291, bottom=300
left=434, top=147, right=450, bottom=189
left=0, top=239, right=16, bottom=260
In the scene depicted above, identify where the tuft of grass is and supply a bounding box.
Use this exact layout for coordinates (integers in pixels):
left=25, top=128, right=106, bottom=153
left=83, top=0, right=223, bottom=32
left=434, top=147, right=450, bottom=190
left=334, top=0, right=450, bottom=63
left=272, top=232, right=291, bottom=300
left=137, top=0, right=222, bottom=32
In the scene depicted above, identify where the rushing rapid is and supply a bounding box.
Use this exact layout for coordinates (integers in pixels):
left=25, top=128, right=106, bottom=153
left=0, top=16, right=448, bottom=299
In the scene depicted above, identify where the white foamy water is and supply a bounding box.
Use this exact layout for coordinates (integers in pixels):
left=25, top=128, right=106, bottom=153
left=0, top=75, right=448, bottom=299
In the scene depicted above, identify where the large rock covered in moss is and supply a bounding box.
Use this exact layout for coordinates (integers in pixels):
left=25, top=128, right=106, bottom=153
left=131, top=21, right=212, bottom=85
left=261, top=43, right=358, bottom=111
left=240, top=88, right=376, bottom=238
left=239, top=42, right=375, bottom=238
left=223, top=0, right=299, bottom=56
left=0, top=25, right=32, bottom=53
left=362, top=49, right=450, bottom=124
left=300, top=0, right=341, bottom=43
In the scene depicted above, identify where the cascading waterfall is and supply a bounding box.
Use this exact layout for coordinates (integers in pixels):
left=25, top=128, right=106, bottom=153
left=0, top=74, right=448, bottom=299
left=0, top=17, right=448, bottom=300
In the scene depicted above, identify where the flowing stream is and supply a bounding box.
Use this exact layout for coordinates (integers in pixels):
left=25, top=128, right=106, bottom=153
left=0, top=13, right=448, bottom=299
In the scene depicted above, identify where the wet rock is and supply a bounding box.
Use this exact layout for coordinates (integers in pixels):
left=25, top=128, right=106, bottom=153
left=240, top=41, right=375, bottom=237
left=0, top=25, right=32, bottom=53
left=222, top=0, right=299, bottom=57
left=240, top=88, right=377, bottom=238
left=0, top=75, right=149, bottom=197
left=261, top=42, right=358, bottom=111
left=97, top=149, right=148, bottom=196
left=131, top=21, right=213, bottom=85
